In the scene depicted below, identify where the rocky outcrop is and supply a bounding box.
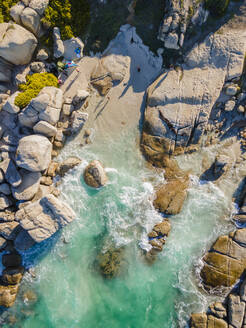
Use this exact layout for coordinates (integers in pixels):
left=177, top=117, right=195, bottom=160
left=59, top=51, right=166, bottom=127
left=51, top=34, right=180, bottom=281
left=147, top=219, right=171, bottom=254
left=91, top=54, right=129, bottom=95
left=200, top=229, right=246, bottom=290
left=15, top=194, right=76, bottom=243
left=83, top=160, right=108, bottom=188
left=16, top=135, right=52, bottom=172
left=141, top=30, right=246, bottom=162
left=190, top=274, right=246, bottom=328
left=97, top=247, right=127, bottom=278
left=0, top=23, right=37, bottom=65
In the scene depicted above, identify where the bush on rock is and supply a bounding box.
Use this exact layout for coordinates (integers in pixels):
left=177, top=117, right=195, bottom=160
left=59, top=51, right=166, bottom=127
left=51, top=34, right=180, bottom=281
left=205, top=0, right=230, bottom=17
left=15, top=73, right=58, bottom=109
left=0, top=0, right=17, bottom=23
left=41, top=0, right=90, bottom=40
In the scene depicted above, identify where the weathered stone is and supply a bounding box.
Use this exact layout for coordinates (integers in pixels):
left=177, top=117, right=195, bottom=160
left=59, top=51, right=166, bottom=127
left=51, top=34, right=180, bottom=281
left=149, top=239, right=163, bottom=251
left=164, top=32, right=179, bottom=50
left=70, top=111, right=88, bottom=134
left=29, top=0, right=49, bottom=15
left=57, top=157, right=82, bottom=177
left=15, top=194, right=76, bottom=242
left=20, top=7, right=40, bottom=35
left=209, top=302, right=227, bottom=320
left=33, top=121, right=57, bottom=137
left=0, top=194, right=12, bottom=210
left=30, top=61, right=45, bottom=73
left=207, top=315, right=228, bottom=328
left=190, top=313, right=207, bottom=328
left=16, top=135, right=52, bottom=172
left=73, top=90, right=89, bottom=104
left=0, top=221, right=19, bottom=240
left=3, top=92, right=20, bottom=114
left=30, top=93, right=49, bottom=112
left=228, top=294, right=245, bottom=328
left=10, top=1, right=25, bottom=24
left=153, top=220, right=171, bottom=236
left=2, top=266, right=24, bottom=285
left=0, top=23, right=37, bottom=65
left=84, top=160, right=108, bottom=188
left=0, top=284, right=19, bottom=307
left=11, top=169, right=41, bottom=201
left=141, top=30, right=246, bottom=160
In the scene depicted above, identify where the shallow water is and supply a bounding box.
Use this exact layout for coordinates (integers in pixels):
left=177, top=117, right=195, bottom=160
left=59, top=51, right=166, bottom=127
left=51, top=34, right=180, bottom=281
left=0, top=127, right=235, bottom=328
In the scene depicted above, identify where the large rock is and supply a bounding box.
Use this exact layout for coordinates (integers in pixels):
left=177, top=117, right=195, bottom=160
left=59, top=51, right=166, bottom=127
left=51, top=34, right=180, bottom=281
left=190, top=313, right=207, bottom=328
left=38, top=87, right=63, bottom=125
left=15, top=194, right=76, bottom=242
left=20, top=7, right=40, bottom=35
left=16, top=135, right=52, bottom=172
left=0, top=23, right=37, bottom=65
left=200, top=229, right=246, bottom=289
left=84, top=160, right=108, bottom=188
left=11, top=169, right=41, bottom=201
left=141, top=30, right=246, bottom=161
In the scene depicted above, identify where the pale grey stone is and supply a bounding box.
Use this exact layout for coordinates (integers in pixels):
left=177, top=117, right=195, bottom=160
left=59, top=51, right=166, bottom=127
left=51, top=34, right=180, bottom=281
left=3, top=92, right=20, bottom=114
left=53, top=27, right=64, bottom=58
left=10, top=1, right=25, bottom=24
left=63, top=37, right=84, bottom=61
left=29, top=0, right=49, bottom=15
left=18, top=105, right=39, bottom=128
left=73, top=90, right=89, bottom=104
left=0, top=23, right=37, bottom=65
left=33, top=120, right=57, bottom=137
left=70, top=111, right=88, bottom=134
left=16, top=135, right=52, bottom=172
left=12, top=169, right=41, bottom=201
left=164, top=33, right=179, bottom=50
left=30, top=61, right=46, bottom=73
left=15, top=194, right=76, bottom=242
left=20, top=7, right=40, bottom=35
left=36, top=48, right=49, bottom=61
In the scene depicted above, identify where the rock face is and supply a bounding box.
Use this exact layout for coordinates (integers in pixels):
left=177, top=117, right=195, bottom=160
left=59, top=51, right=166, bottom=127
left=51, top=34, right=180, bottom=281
left=84, top=160, right=108, bottom=188
left=16, top=135, right=52, bottom=172
left=0, top=23, right=37, bottom=65
left=15, top=194, right=76, bottom=243
left=200, top=229, right=246, bottom=289
left=141, top=30, right=246, bottom=162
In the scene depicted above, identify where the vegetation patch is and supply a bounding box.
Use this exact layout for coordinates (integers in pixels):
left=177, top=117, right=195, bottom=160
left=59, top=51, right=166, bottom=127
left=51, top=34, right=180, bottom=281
left=41, top=0, right=90, bottom=40
left=15, top=73, right=58, bottom=109
left=0, top=0, right=17, bottom=23
left=205, top=0, right=230, bottom=17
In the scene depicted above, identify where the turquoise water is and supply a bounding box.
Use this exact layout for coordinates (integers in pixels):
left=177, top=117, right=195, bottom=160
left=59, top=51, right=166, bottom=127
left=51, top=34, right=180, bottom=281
left=1, top=128, right=234, bottom=328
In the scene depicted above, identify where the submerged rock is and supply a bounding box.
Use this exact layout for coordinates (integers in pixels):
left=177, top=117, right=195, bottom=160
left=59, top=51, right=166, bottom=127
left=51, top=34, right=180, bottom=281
left=84, top=160, right=108, bottom=188
left=97, top=247, right=127, bottom=278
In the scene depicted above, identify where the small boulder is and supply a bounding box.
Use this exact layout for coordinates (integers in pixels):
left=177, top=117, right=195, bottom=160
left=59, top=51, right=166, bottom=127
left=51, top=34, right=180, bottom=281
left=33, top=121, right=57, bottom=137
left=73, top=90, right=89, bottom=104
left=153, top=220, right=171, bottom=237
left=70, top=111, right=88, bottom=134
left=16, top=135, right=52, bottom=172
left=0, top=221, right=20, bottom=240
left=10, top=2, right=25, bottom=24
left=53, top=27, right=64, bottom=59
left=57, top=157, right=82, bottom=177
left=226, top=84, right=239, bottom=96
left=63, top=37, right=84, bottom=61
left=83, top=160, right=108, bottom=188
left=20, top=7, right=40, bottom=35
left=36, top=48, right=49, bottom=61
left=2, top=92, right=20, bottom=114
left=11, top=169, right=41, bottom=201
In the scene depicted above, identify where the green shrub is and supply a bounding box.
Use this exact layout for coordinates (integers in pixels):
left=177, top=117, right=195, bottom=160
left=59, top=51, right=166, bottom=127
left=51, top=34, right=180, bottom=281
left=0, top=0, right=18, bottom=23
left=205, top=0, right=230, bottom=17
left=41, top=0, right=90, bottom=40
left=15, top=73, right=59, bottom=109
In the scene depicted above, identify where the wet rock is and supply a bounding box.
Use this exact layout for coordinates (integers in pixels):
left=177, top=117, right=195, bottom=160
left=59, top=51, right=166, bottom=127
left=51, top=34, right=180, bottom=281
left=84, top=160, right=108, bottom=188
left=98, top=247, right=126, bottom=278
left=30, top=93, right=49, bottom=112
left=164, top=32, right=179, bottom=50
left=2, top=266, right=24, bottom=285
left=16, top=135, right=52, bottom=172
left=15, top=194, right=76, bottom=242
left=0, top=23, right=37, bottom=65
left=0, top=284, right=19, bottom=307
left=190, top=313, right=207, bottom=328
left=152, top=220, right=171, bottom=237
left=57, top=157, right=81, bottom=177
left=11, top=169, right=41, bottom=201
left=228, top=294, right=245, bottom=328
